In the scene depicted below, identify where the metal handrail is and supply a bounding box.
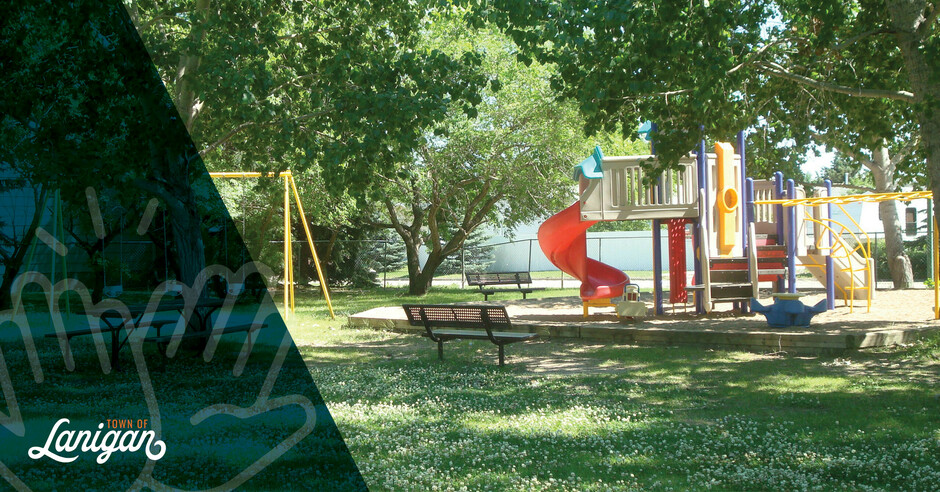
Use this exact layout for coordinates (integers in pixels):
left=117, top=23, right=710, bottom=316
left=802, top=212, right=871, bottom=313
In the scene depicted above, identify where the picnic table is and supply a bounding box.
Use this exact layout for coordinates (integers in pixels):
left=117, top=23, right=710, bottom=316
left=47, top=298, right=226, bottom=370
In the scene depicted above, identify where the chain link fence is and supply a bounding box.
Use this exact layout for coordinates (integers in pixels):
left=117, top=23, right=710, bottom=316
left=318, top=234, right=687, bottom=288
left=322, top=232, right=937, bottom=290
left=869, top=232, right=933, bottom=288
left=5, top=231, right=935, bottom=294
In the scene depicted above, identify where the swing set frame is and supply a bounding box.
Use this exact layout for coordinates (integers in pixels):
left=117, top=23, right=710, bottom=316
left=209, top=170, right=335, bottom=320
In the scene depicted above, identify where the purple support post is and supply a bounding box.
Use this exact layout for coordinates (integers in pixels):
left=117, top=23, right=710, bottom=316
left=744, top=177, right=756, bottom=313
left=649, top=122, right=658, bottom=154
left=737, top=131, right=747, bottom=252
left=745, top=178, right=756, bottom=230
left=825, top=179, right=835, bottom=310
left=694, top=139, right=708, bottom=314
left=699, top=137, right=709, bottom=230
left=774, top=171, right=785, bottom=292
left=650, top=122, right=664, bottom=315
left=652, top=219, right=664, bottom=315
left=787, top=179, right=797, bottom=294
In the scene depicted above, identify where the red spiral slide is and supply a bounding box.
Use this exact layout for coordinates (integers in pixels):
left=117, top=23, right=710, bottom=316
left=537, top=202, right=629, bottom=300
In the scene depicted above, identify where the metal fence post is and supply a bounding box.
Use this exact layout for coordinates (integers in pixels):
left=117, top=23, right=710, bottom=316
left=527, top=239, right=533, bottom=273
left=461, top=246, right=466, bottom=289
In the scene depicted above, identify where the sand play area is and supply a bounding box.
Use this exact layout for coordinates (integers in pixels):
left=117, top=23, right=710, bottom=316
left=349, top=289, right=940, bottom=354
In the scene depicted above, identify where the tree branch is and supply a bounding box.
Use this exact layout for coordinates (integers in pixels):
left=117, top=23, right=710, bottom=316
left=890, top=137, right=920, bottom=167
left=198, top=108, right=333, bottom=156
left=798, top=180, right=874, bottom=193
left=382, top=198, right=409, bottom=241
left=831, top=29, right=895, bottom=51
left=917, top=2, right=940, bottom=39
left=810, top=132, right=870, bottom=165
left=757, top=62, right=916, bottom=102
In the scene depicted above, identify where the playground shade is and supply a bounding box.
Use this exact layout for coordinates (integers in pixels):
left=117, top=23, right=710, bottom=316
left=538, top=202, right=629, bottom=300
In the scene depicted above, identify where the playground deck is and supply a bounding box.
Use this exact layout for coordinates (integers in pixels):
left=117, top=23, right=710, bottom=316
left=348, top=289, right=940, bottom=355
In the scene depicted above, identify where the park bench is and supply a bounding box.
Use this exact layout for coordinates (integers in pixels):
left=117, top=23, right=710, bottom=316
left=402, top=304, right=538, bottom=366
left=465, top=271, right=544, bottom=301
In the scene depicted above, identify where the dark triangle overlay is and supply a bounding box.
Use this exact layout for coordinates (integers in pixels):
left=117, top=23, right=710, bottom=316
left=0, top=1, right=365, bottom=489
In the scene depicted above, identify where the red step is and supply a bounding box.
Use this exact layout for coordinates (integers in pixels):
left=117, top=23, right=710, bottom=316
left=754, top=234, right=780, bottom=246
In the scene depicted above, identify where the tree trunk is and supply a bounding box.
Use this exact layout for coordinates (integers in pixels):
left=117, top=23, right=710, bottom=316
left=410, top=260, right=439, bottom=296
left=878, top=201, right=913, bottom=287
left=0, top=264, right=21, bottom=310
left=90, top=256, right=105, bottom=303
left=167, top=192, right=206, bottom=288
left=888, top=1, right=940, bottom=281
left=173, top=0, right=212, bottom=133
left=865, top=145, right=913, bottom=288
left=0, top=188, right=47, bottom=310
left=140, top=149, right=207, bottom=290
left=404, top=238, right=428, bottom=295
left=324, top=229, right=339, bottom=272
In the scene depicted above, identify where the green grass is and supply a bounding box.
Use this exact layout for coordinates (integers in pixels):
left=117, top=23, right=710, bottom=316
left=7, top=286, right=939, bottom=490
left=0, top=330, right=362, bottom=490
left=290, top=288, right=940, bottom=491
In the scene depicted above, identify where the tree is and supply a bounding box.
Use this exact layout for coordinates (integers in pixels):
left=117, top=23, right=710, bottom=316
left=741, top=31, right=924, bottom=288
left=62, top=195, right=148, bottom=303
left=817, top=154, right=875, bottom=191
left=436, top=228, right=494, bottom=276
left=0, top=183, right=46, bottom=310
left=2, top=0, right=217, bottom=298
left=1, top=0, right=150, bottom=307
left=374, top=23, right=591, bottom=295
left=830, top=144, right=919, bottom=287
left=475, top=0, right=940, bottom=259
left=123, top=0, right=492, bottom=289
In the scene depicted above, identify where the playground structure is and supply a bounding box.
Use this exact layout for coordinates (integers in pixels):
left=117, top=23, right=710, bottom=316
left=537, top=133, right=940, bottom=320
left=209, top=171, right=335, bottom=320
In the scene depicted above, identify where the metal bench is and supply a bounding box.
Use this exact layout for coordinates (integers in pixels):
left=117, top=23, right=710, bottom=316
left=465, top=272, right=544, bottom=301
left=402, top=304, right=537, bottom=366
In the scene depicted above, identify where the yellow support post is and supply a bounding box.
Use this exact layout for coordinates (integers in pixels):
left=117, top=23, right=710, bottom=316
left=284, top=174, right=291, bottom=320
left=287, top=176, right=295, bottom=314
left=934, top=218, right=939, bottom=320
left=289, top=175, right=335, bottom=319
left=208, top=170, right=334, bottom=319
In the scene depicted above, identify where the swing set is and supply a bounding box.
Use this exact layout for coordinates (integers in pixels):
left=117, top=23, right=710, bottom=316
left=13, top=174, right=335, bottom=321
left=209, top=170, right=335, bottom=320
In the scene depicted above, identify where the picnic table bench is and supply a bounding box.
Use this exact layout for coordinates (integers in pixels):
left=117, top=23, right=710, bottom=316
left=465, top=272, right=544, bottom=301
left=402, top=304, right=538, bottom=366
left=46, top=298, right=263, bottom=370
